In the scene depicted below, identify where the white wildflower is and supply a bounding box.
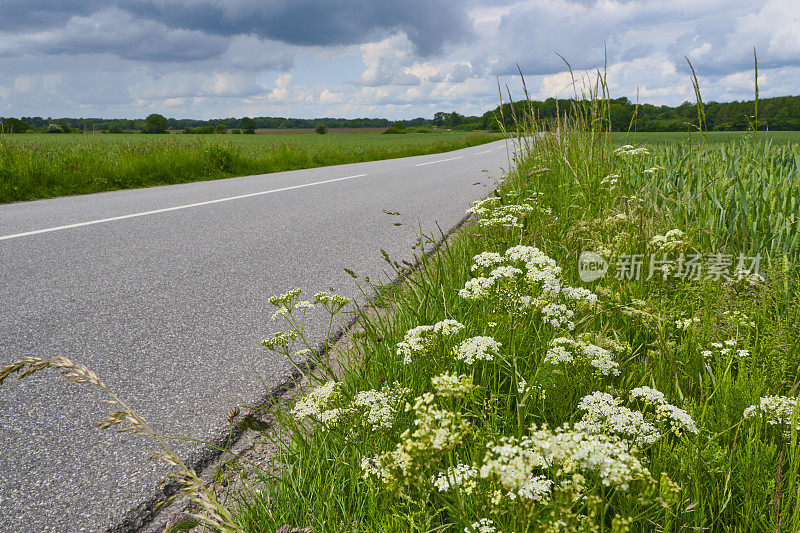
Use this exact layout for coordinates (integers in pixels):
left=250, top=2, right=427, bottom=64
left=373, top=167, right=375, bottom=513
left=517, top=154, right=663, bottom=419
left=656, top=403, right=699, bottom=435
left=743, top=396, right=800, bottom=435
left=270, top=306, right=289, bottom=320
left=455, top=336, right=502, bottom=364
left=433, top=463, right=478, bottom=494
left=540, top=303, right=575, bottom=329
left=432, top=372, right=476, bottom=398
left=433, top=319, right=465, bottom=336
left=466, top=518, right=499, bottom=533
left=629, top=386, right=667, bottom=406
left=479, top=436, right=548, bottom=500
left=354, top=383, right=410, bottom=430
left=529, top=425, right=651, bottom=490
left=471, top=252, right=505, bottom=272
left=577, top=392, right=661, bottom=447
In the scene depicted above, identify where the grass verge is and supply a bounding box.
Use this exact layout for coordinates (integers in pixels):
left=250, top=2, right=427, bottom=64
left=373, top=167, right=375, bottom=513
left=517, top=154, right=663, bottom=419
left=0, top=132, right=501, bottom=203
left=232, top=92, right=800, bottom=531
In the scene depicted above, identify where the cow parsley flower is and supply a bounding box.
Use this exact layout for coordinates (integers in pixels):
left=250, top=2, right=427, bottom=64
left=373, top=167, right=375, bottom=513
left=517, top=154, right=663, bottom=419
left=291, top=381, right=342, bottom=421
left=614, top=144, right=650, bottom=156
left=455, top=336, right=502, bottom=364
left=656, top=403, right=699, bottom=435
left=743, top=396, right=800, bottom=436
left=544, top=336, right=621, bottom=376
left=433, top=463, right=478, bottom=493
left=354, top=383, right=411, bottom=430
left=458, top=277, right=495, bottom=300
left=397, top=320, right=464, bottom=364
left=576, top=392, right=661, bottom=447
left=528, top=425, right=651, bottom=490
left=540, top=303, right=575, bottom=329
left=471, top=252, right=505, bottom=272
left=433, top=319, right=465, bottom=336
left=629, top=386, right=667, bottom=406
left=432, top=372, right=476, bottom=398
left=466, top=518, right=499, bottom=533
left=479, top=436, right=548, bottom=500
left=269, top=288, right=301, bottom=306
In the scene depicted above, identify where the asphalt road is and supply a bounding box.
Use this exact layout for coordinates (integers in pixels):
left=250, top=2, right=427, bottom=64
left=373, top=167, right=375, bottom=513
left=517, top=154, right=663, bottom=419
left=0, top=139, right=513, bottom=532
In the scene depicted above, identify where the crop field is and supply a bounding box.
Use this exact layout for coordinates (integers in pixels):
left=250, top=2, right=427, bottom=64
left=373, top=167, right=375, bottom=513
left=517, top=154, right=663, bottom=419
left=609, top=130, right=800, bottom=145
left=0, top=131, right=501, bottom=203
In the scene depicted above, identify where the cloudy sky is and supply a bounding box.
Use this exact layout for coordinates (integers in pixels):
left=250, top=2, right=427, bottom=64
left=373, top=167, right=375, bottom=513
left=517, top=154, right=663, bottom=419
left=0, top=0, right=797, bottom=120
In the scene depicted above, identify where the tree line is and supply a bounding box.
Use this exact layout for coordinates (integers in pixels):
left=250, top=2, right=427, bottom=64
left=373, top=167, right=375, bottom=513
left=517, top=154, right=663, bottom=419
left=2, top=95, right=798, bottom=134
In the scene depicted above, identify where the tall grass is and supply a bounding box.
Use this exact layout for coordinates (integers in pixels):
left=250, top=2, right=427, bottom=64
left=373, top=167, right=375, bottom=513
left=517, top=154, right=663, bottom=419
left=0, top=132, right=501, bottom=203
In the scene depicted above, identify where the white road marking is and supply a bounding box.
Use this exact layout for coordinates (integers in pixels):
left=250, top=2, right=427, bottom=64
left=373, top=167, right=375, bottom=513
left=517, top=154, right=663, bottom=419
left=415, top=156, right=463, bottom=167
left=475, top=150, right=493, bottom=155
left=0, top=173, right=368, bottom=241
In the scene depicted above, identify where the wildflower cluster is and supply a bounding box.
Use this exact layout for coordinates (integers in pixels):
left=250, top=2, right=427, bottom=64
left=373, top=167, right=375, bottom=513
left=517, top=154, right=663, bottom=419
left=354, top=383, right=412, bottom=430
left=479, top=436, right=550, bottom=502
left=432, top=372, right=477, bottom=398
left=433, top=463, right=479, bottom=494
left=261, top=330, right=299, bottom=353
left=744, top=396, right=800, bottom=437
left=292, top=381, right=410, bottom=433
left=467, top=196, right=536, bottom=229
left=700, top=339, right=749, bottom=360
left=459, top=245, right=596, bottom=326
left=397, top=319, right=465, bottom=365
left=291, top=381, right=343, bottom=424
left=362, top=392, right=470, bottom=487
left=576, top=392, right=661, bottom=447
left=628, top=386, right=699, bottom=435
left=544, top=335, right=627, bottom=377
left=454, top=336, right=502, bottom=365
left=650, top=229, right=686, bottom=253
left=614, top=144, right=650, bottom=156
left=466, top=518, right=500, bottom=533
left=528, top=425, right=651, bottom=490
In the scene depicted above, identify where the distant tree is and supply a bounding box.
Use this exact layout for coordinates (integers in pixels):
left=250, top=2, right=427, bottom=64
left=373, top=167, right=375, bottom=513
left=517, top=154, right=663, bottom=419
left=1, top=118, right=29, bottom=133
left=432, top=112, right=447, bottom=127
left=214, top=123, right=227, bottom=134
left=240, top=117, right=256, bottom=131
left=143, top=114, right=168, bottom=134
left=107, top=123, right=123, bottom=134
left=45, top=123, right=63, bottom=133
left=383, top=121, right=408, bottom=134
left=315, top=123, right=328, bottom=134
left=231, top=128, right=241, bottom=134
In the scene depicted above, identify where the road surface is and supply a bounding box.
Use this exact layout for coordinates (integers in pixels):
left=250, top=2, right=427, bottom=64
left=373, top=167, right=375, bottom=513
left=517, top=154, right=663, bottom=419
left=0, top=139, right=513, bottom=531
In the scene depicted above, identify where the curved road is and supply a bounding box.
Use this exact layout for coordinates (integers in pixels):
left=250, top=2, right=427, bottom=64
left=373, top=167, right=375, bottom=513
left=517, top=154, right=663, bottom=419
left=0, top=139, right=512, bottom=531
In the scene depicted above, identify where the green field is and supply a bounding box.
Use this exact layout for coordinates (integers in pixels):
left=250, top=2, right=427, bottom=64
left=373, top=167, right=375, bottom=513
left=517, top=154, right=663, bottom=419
left=0, top=132, right=502, bottom=203
left=609, top=130, right=800, bottom=145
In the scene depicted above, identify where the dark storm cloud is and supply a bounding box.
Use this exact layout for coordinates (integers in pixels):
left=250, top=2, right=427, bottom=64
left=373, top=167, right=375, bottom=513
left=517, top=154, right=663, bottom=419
left=123, top=0, right=474, bottom=55
left=0, top=0, right=105, bottom=31
left=1, top=0, right=475, bottom=58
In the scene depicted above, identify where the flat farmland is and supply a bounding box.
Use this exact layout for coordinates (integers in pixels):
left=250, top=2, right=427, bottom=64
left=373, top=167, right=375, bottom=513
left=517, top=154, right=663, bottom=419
left=0, top=131, right=502, bottom=203
left=609, top=130, right=800, bottom=144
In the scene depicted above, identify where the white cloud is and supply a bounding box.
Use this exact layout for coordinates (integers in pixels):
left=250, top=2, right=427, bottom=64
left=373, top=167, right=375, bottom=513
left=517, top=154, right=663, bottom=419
left=319, top=89, right=345, bottom=104
left=267, top=73, right=293, bottom=102
left=358, top=33, right=420, bottom=86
